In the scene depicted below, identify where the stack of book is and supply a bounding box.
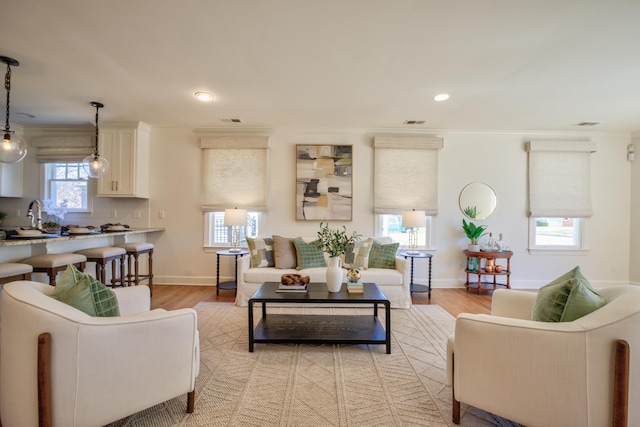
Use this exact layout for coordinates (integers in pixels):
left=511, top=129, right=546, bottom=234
left=276, top=282, right=308, bottom=293
left=346, top=281, right=363, bottom=294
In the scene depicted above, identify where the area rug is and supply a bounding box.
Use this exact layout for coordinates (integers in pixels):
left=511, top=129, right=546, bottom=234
left=107, top=303, right=520, bottom=427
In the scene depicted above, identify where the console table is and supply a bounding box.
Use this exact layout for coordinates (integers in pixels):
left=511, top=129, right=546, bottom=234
left=463, top=249, right=512, bottom=294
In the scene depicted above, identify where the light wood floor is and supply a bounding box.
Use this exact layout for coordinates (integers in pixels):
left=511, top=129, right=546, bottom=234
left=150, top=285, right=494, bottom=317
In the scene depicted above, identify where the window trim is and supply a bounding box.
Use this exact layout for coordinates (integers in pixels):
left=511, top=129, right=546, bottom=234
left=41, top=163, right=95, bottom=214
left=203, top=211, right=265, bottom=250
left=374, top=213, right=436, bottom=251
left=528, top=217, right=588, bottom=254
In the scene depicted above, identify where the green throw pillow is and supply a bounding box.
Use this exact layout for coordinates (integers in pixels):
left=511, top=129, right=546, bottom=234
left=246, top=236, right=274, bottom=268
left=50, top=264, right=120, bottom=317
left=531, top=266, right=605, bottom=322
left=342, top=238, right=373, bottom=270
left=368, top=240, right=399, bottom=269
left=293, top=238, right=326, bottom=270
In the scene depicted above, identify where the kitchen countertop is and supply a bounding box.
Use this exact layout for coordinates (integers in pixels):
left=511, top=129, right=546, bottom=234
left=0, top=228, right=165, bottom=247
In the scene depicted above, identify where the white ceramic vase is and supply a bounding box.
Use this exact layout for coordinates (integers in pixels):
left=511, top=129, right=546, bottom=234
left=326, top=256, right=343, bottom=292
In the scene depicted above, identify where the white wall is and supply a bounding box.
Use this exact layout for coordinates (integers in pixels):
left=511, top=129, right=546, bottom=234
left=630, top=132, right=640, bottom=285
left=1, top=126, right=633, bottom=289
left=147, top=127, right=632, bottom=289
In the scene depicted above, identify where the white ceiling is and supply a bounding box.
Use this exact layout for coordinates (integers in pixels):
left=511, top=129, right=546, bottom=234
left=3, top=0, right=640, bottom=132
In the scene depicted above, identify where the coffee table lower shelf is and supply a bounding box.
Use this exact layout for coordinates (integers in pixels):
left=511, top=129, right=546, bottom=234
left=251, top=314, right=388, bottom=350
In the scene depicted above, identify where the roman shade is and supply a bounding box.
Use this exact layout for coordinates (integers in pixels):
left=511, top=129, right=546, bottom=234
left=527, top=140, right=597, bottom=218
left=200, top=136, right=270, bottom=211
left=373, top=136, right=444, bottom=215
left=31, top=135, right=93, bottom=162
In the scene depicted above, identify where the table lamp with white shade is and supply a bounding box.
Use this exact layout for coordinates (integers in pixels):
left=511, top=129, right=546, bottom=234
left=402, top=209, right=426, bottom=254
left=224, top=208, right=247, bottom=252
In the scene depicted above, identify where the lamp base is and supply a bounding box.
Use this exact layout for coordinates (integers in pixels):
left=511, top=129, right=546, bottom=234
left=406, top=250, right=420, bottom=255
left=228, top=247, right=242, bottom=253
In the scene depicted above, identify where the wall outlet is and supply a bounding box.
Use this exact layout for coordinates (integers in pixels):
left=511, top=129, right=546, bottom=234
left=111, top=210, right=117, bottom=218
left=14, top=209, right=20, bottom=217
left=133, top=210, right=142, bottom=219
left=158, top=210, right=165, bottom=219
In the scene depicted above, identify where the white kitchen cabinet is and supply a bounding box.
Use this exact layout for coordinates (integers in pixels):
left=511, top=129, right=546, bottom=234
left=96, top=122, right=150, bottom=198
left=0, top=161, right=23, bottom=197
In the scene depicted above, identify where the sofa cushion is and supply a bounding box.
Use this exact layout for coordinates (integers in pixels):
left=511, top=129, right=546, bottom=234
left=246, top=236, right=275, bottom=268
left=273, top=235, right=297, bottom=269
left=368, top=241, right=399, bottom=269
left=50, top=264, right=120, bottom=317
left=343, top=238, right=373, bottom=270
left=531, top=266, right=605, bottom=322
left=293, top=238, right=327, bottom=270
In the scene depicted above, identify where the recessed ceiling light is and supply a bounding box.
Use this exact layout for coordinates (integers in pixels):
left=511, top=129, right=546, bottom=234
left=195, top=91, right=214, bottom=101
left=434, top=93, right=450, bottom=101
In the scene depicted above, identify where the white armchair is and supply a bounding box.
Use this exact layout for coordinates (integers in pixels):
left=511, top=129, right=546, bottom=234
left=447, top=286, right=640, bottom=427
left=1, top=280, right=200, bottom=427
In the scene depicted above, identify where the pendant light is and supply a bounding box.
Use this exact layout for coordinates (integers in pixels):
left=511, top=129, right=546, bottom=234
left=0, top=56, right=27, bottom=164
left=82, top=101, right=109, bottom=178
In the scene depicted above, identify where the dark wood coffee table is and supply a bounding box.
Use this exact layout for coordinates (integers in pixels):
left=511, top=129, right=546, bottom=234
left=248, top=282, right=391, bottom=353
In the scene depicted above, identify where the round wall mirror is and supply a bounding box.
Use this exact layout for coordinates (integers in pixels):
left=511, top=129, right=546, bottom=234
left=459, top=182, right=497, bottom=220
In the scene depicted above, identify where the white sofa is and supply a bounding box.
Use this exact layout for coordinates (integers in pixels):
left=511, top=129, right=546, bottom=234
left=1, top=281, right=200, bottom=427
left=447, top=286, right=640, bottom=426
left=235, top=237, right=411, bottom=308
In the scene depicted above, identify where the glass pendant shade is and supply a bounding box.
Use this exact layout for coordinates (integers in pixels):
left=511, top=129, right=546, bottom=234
left=82, top=101, right=109, bottom=178
left=82, top=154, right=109, bottom=178
left=0, top=132, right=27, bottom=163
left=0, top=55, right=27, bottom=164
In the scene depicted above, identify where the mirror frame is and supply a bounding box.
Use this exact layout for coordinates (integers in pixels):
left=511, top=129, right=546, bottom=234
left=459, top=182, right=497, bottom=220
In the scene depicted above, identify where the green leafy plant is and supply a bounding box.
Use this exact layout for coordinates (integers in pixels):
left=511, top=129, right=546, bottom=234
left=0, top=211, right=7, bottom=222
left=462, top=219, right=487, bottom=245
left=42, top=221, right=61, bottom=228
left=314, top=222, right=361, bottom=258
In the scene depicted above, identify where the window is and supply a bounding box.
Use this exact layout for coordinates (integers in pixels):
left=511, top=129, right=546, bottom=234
left=204, top=211, right=263, bottom=247
left=43, top=163, right=92, bottom=212
left=527, top=140, right=595, bottom=252
left=530, top=217, right=585, bottom=250
left=376, top=213, right=433, bottom=250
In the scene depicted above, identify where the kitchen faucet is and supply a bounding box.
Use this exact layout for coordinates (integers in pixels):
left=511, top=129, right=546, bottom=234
left=26, top=199, right=43, bottom=230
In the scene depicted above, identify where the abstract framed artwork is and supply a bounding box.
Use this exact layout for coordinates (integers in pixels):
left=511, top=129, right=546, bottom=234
left=295, top=145, right=352, bottom=221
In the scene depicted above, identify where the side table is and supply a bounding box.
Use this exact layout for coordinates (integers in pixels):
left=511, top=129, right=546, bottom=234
left=216, top=249, right=248, bottom=296
left=399, top=252, right=433, bottom=299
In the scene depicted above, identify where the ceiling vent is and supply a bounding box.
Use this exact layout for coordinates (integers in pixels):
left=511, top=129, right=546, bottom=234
left=574, top=121, right=600, bottom=127
left=403, top=120, right=426, bottom=125
left=220, top=118, right=243, bottom=123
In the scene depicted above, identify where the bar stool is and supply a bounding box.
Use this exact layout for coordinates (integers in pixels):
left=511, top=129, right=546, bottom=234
left=21, top=254, right=87, bottom=286
left=75, top=247, right=126, bottom=288
left=0, top=263, right=33, bottom=284
left=116, top=243, right=154, bottom=295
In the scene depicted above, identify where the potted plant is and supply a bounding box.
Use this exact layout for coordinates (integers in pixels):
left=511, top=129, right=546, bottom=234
left=315, top=223, right=361, bottom=292
left=0, top=210, right=7, bottom=225
left=462, top=219, right=487, bottom=252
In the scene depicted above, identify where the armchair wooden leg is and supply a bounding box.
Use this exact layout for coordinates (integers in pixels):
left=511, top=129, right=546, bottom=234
left=38, top=333, right=52, bottom=427
left=187, top=390, right=195, bottom=413
left=613, top=340, right=629, bottom=427
left=452, top=353, right=460, bottom=424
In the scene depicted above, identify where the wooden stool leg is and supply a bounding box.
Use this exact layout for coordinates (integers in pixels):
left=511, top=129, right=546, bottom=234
left=47, top=268, right=56, bottom=287
left=120, top=254, right=125, bottom=287
left=134, top=253, right=141, bottom=286
left=126, top=253, right=133, bottom=285
left=148, top=249, right=154, bottom=296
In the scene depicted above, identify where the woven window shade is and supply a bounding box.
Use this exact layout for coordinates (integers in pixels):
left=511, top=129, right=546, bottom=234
left=373, top=136, right=444, bottom=215
left=31, top=136, right=93, bottom=162
left=527, top=140, right=597, bottom=218
left=201, top=136, right=270, bottom=211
